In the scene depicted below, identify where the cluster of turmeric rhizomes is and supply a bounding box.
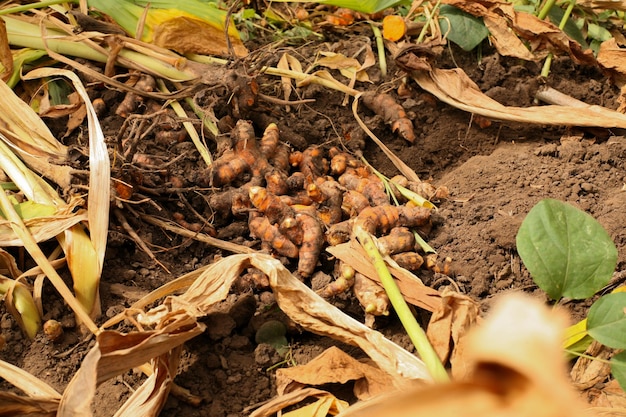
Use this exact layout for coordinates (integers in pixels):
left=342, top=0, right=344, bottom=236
left=207, top=119, right=448, bottom=316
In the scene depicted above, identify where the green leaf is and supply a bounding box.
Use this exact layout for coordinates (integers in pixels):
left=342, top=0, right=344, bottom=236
left=516, top=199, right=617, bottom=300
left=587, top=293, right=626, bottom=349
left=611, top=351, right=626, bottom=391
left=587, top=22, right=612, bottom=42
left=439, top=5, right=489, bottom=52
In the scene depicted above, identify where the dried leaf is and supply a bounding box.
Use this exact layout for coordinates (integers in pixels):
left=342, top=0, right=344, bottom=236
left=402, top=53, right=626, bottom=128
left=250, top=387, right=345, bottom=417
left=338, top=294, right=590, bottom=417
left=277, top=346, right=396, bottom=400
left=426, top=288, right=480, bottom=378
left=441, top=0, right=595, bottom=64
left=152, top=16, right=248, bottom=57
left=0, top=359, right=61, bottom=399
left=113, top=348, right=182, bottom=417
left=0, top=19, right=13, bottom=83
left=24, top=68, right=111, bottom=319
left=145, top=254, right=430, bottom=382
left=598, top=38, right=626, bottom=87
left=0, top=391, right=59, bottom=416
left=571, top=340, right=613, bottom=390
left=282, top=395, right=348, bottom=417
left=58, top=316, right=204, bottom=416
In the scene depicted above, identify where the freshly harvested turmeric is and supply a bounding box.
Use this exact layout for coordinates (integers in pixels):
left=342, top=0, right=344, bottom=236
left=210, top=150, right=251, bottom=187
left=353, top=272, right=390, bottom=317
left=317, top=261, right=355, bottom=298
left=248, top=215, right=299, bottom=258
left=249, top=186, right=294, bottom=225
left=377, top=226, right=415, bottom=255
left=295, top=211, right=325, bottom=277
left=339, top=171, right=388, bottom=206
left=326, top=218, right=354, bottom=246
left=361, top=91, right=415, bottom=143
left=341, top=189, right=370, bottom=217
left=392, top=251, right=424, bottom=271
left=354, top=205, right=431, bottom=235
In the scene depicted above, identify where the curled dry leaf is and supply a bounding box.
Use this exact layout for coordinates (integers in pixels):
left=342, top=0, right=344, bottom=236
left=250, top=387, right=347, bottom=417
left=426, top=288, right=480, bottom=377
left=58, top=316, right=204, bottom=417
left=0, top=358, right=61, bottom=415
left=337, top=293, right=590, bottom=417
left=397, top=47, right=626, bottom=129
left=144, top=253, right=431, bottom=383
left=276, top=346, right=398, bottom=400
left=441, top=0, right=596, bottom=64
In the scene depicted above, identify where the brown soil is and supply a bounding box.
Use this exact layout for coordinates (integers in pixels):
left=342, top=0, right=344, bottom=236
left=1, top=28, right=625, bottom=417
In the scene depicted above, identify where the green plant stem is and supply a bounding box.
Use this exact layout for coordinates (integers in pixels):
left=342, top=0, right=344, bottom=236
left=370, top=23, right=387, bottom=78
left=537, top=0, right=557, bottom=20
left=354, top=226, right=448, bottom=382
left=417, top=0, right=441, bottom=44
left=540, top=0, right=576, bottom=77
left=182, top=93, right=219, bottom=137
left=4, top=16, right=198, bottom=81
left=0, top=277, right=41, bottom=339
left=563, top=349, right=612, bottom=364
left=541, top=53, right=554, bottom=77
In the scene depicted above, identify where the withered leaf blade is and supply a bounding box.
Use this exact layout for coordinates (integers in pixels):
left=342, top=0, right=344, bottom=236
left=337, top=294, right=590, bottom=417
left=0, top=391, right=59, bottom=416
left=276, top=346, right=397, bottom=400
left=151, top=254, right=430, bottom=382
left=402, top=49, right=626, bottom=128
left=58, top=316, right=204, bottom=417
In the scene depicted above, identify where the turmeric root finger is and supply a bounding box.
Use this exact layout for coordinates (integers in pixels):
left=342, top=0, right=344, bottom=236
left=353, top=272, right=390, bottom=316
left=377, top=226, right=415, bottom=255
left=296, top=212, right=325, bottom=277
left=361, top=91, right=415, bottom=143
left=249, top=216, right=299, bottom=258
left=317, top=261, right=355, bottom=298
left=355, top=205, right=431, bottom=235
left=249, top=186, right=295, bottom=225
left=391, top=251, right=424, bottom=271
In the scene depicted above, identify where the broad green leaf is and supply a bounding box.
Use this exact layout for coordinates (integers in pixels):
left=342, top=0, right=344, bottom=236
left=611, top=351, right=626, bottom=391
left=439, top=5, right=489, bottom=52
left=587, top=293, right=626, bottom=349
left=516, top=199, right=617, bottom=300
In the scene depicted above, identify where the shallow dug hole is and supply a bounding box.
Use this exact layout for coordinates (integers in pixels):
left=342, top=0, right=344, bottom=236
left=1, top=44, right=626, bottom=416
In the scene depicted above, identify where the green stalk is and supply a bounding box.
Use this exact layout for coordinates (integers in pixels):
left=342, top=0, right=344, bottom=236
left=537, top=0, right=557, bottom=20
left=414, top=230, right=436, bottom=254
left=540, top=0, right=576, bottom=77
left=370, top=23, right=387, bottom=78
left=0, top=186, right=98, bottom=335
left=3, top=16, right=198, bottom=81
left=354, top=225, right=448, bottom=382
left=417, top=0, right=441, bottom=44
